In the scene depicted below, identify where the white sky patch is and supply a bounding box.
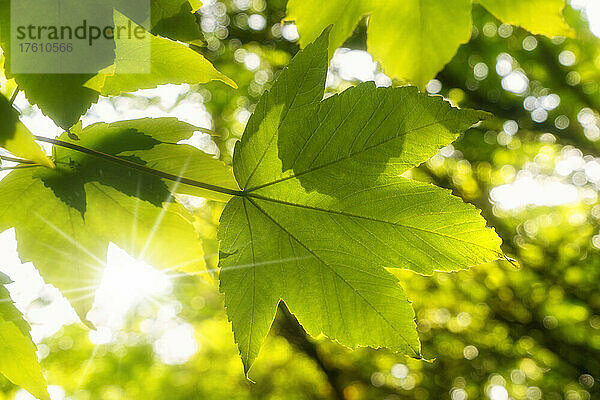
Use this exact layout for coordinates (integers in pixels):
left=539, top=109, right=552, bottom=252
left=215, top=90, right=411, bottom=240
left=15, top=385, right=66, bottom=400
left=490, top=172, right=579, bottom=211
left=588, top=2, right=600, bottom=38
left=501, top=71, right=529, bottom=94
left=153, top=322, right=199, bottom=365
left=82, top=84, right=213, bottom=131
left=328, top=48, right=391, bottom=88
left=281, top=23, right=299, bottom=41
left=13, top=92, right=63, bottom=140
left=248, top=14, right=267, bottom=31
left=243, top=53, right=261, bottom=71
left=331, top=49, right=378, bottom=82
left=495, top=53, right=513, bottom=77
left=0, top=229, right=78, bottom=342
left=488, top=385, right=509, bottom=400
left=87, top=244, right=172, bottom=331
left=572, top=0, right=600, bottom=38
left=178, top=131, right=220, bottom=156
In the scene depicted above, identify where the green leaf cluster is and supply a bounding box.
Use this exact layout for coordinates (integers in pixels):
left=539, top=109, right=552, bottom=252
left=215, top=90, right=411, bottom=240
left=0, top=118, right=236, bottom=322
left=0, top=3, right=510, bottom=395
left=286, top=0, right=573, bottom=87
left=0, top=0, right=234, bottom=130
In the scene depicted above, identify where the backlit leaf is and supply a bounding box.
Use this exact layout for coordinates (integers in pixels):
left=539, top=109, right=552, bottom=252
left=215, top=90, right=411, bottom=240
left=286, top=0, right=572, bottom=87
left=150, top=0, right=204, bottom=44
left=0, top=272, right=50, bottom=400
left=0, top=93, right=54, bottom=168
left=478, top=0, right=574, bottom=38
left=85, top=12, right=236, bottom=96
left=218, top=30, right=502, bottom=373
left=0, top=118, right=230, bottom=319
left=0, top=1, right=231, bottom=129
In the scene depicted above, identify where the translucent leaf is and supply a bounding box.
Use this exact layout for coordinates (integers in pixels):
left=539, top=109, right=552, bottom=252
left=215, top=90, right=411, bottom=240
left=218, top=30, right=502, bottom=373
left=0, top=118, right=227, bottom=319
left=0, top=93, right=54, bottom=168
left=0, top=273, right=50, bottom=400
left=478, top=0, right=574, bottom=38
left=85, top=11, right=236, bottom=96
left=286, top=0, right=572, bottom=87
left=0, top=1, right=229, bottom=129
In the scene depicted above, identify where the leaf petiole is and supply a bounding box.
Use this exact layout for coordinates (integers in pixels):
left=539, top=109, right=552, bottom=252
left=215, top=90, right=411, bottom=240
left=9, top=87, right=19, bottom=105
left=33, top=135, right=245, bottom=197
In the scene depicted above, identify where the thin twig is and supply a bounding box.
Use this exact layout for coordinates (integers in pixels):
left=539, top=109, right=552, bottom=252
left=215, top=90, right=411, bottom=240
left=9, top=86, right=18, bottom=105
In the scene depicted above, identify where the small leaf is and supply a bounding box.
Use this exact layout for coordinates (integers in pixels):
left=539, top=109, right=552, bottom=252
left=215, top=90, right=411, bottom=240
left=285, top=0, right=368, bottom=58
left=0, top=273, right=50, bottom=400
left=11, top=74, right=102, bottom=131
left=69, top=118, right=239, bottom=202
left=85, top=11, right=236, bottom=96
left=367, top=0, right=473, bottom=88
left=188, top=0, right=203, bottom=12
left=0, top=93, right=54, bottom=168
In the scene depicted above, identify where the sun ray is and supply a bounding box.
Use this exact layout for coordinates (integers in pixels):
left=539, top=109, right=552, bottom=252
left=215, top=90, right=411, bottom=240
left=167, top=254, right=313, bottom=279
left=58, top=285, right=101, bottom=295
left=137, top=154, right=193, bottom=261
left=35, top=241, right=106, bottom=275
left=33, top=211, right=106, bottom=268
left=130, top=176, right=143, bottom=252
left=161, top=255, right=215, bottom=273
left=68, top=292, right=97, bottom=306
left=76, top=345, right=100, bottom=390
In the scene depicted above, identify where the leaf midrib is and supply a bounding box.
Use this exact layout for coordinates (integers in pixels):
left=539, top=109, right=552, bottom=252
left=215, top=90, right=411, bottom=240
left=245, top=192, right=500, bottom=255
left=242, top=51, right=324, bottom=190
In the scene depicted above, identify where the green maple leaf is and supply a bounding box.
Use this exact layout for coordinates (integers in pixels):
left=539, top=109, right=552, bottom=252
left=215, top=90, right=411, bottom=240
left=0, top=0, right=233, bottom=130
left=217, top=30, right=503, bottom=373
left=285, top=0, right=574, bottom=88
left=0, top=118, right=234, bottom=320
left=0, top=272, right=49, bottom=400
